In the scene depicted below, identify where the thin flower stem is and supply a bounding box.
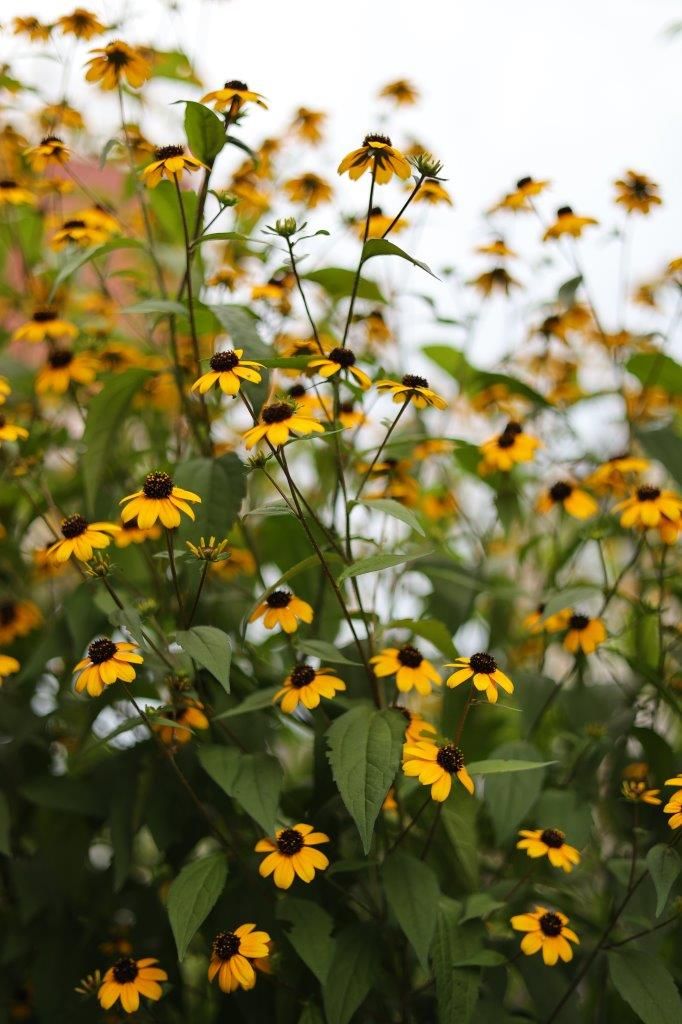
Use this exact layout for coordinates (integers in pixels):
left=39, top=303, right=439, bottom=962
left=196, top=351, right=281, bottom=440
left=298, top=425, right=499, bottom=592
left=286, top=237, right=325, bottom=354
left=387, top=793, right=432, bottom=854
left=100, top=576, right=176, bottom=671
left=454, top=687, right=475, bottom=746
left=420, top=804, right=442, bottom=861
left=341, top=164, right=377, bottom=347
left=381, top=175, right=425, bottom=239
left=604, top=915, right=679, bottom=950
left=165, top=528, right=185, bottom=623
left=186, top=560, right=209, bottom=627
left=354, top=399, right=410, bottom=500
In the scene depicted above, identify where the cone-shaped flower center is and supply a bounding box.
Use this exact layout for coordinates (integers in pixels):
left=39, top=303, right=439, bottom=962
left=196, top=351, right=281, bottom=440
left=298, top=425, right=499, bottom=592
left=277, top=827, right=304, bottom=855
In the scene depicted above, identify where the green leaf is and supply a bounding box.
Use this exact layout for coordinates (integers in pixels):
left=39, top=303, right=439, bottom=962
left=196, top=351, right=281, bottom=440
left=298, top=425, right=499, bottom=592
left=608, top=948, right=682, bottom=1024
left=198, top=746, right=281, bottom=833
left=441, top=791, right=479, bottom=890
left=303, top=267, right=385, bottom=303
left=296, top=639, right=361, bottom=666
left=451, top=950, right=507, bottom=968
left=646, top=844, right=681, bottom=917
left=0, top=792, right=10, bottom=856
left=557, top=274, right=583, bottom=306
left=173, top=453, right=246, bottom=540
left=628, top=353, right=682, bottom=396
left=213, top=687, right=280, bottom=719
left=432, top=897, right=481, bottom=1024
left=167, top=854, right=228, bottom=959
left=355, top=498, right=426, bottom=536
left=326, top=706, right=405, bottom=852
left=337, top=549, right=431, bottom=582
left=322, top=925, right=378, bottom=1024
left=468, top=759, right=556, bottom=775
left=362, top=238, right=438, bottom=278
left=207, top=304, right=266, bottom=351
left=277, top=898, right=335, bottom=983
left=183, top=100, right=225, bottom=165
left=387, top=617, right=457, bottom=660
left=50, top=237, right=144, bottom=297
left=459, top=893, right=505, bottom=923
left=423, top=344, right=550, bottom=407
left=125, top=298, right=187, bottom=316
left=383, top=851, right=440, bottom=967
left=483, top=742, right=547, bottom=843
left=82, top=368, right=150, bottom=515
left=636, top=426, right=682, bottom=486
left=541, top=586, right=598, bottom=619
left=176, top=626, right=231, bottom=692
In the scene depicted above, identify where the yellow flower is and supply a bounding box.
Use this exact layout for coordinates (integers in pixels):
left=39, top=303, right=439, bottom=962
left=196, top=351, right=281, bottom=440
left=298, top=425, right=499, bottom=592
left=120, top=473, right=201, bottom=529
left=47, top=515, right=120, bottom=562
left=251, top=273, right=294, bottom=308
left=98, top=956, right=166, bottom=1014
left=208, top=925, right=271, bottom=993
left=308, top=347, right=371, bottom=390
left=370, top=645, right=441, bottom=696
left=73, top=639, right=144, bottom=697
left=12, top=16, right=52, bottom=41
left=249, top=590, right=313, bottom=634
left=290, top=107, right=326, bottom=144
left=0, top=600, right=41, bottom=645
left=563, top=614, right=606, bottom=655
left=50, top=217, right=109, bottom=249
left=0, top=377, right=11, bottom=405
left=378, top=79, right=420, bottom=105
left=511, top=907, right=579, bottom=966
left=402, top=739, right=474, bottom=801
left=476, top=239, right=517, bottom=259
left=211, top=547, right=256, bottom=580
left=445, top=652, right=514, bottom=704
left=35, top=350, right=99, bottom=394
left=413, top=179, right=453, bottom=206
left=0, top=416, right=28, bottom=444
left=516, top=829, right=581, bottom=872
left=24, top=135, right=70, bottom=172
left=469, top=267, right=520, bottom=297
left=479, top=421, right=541, bottom=472
left=357, top=206, right=407, bottom=239
left=255, top=824, right=330, bottom=888
left=421, top=488, right=458, bottom=522
left=621, top=780, right=662, bottom=805
left=493, top=175, right=551, bottom=212
left=585, top=454, right=649, bottom=494
left=12, top=309, right=78, bottom=345
left=242, top=402, right=324, bottom=449
left=191, top=349, right=263, bottom=396
left=114, top=518, right=162, bottom=547
left=283, top=173, right=333, bottom=208
left=375, top=374, right=447, bottom=410
left=614, top=171, right=661, bottom=215
left=142, top=145, right=205, bottom=188
left=338, top=133, right=411, bottom=185
left=537, top=481, right=597, bottom=519
left=85, top=41, right=151, bottom=90
left=0, top=179, right=36, bottom=206
left=57, top=8, right=106, bottom=39
left=274, top=663, right=346, bottom=713
left=524, top=605, right=571, bottom=634
left=664, top=790, right=682, bottom=829
left=394, top=707, right=437, bottom=745
left=338, top=400, right=367, bottom=429
left=0, top=654, right=20, bottom=685
left=201, top=80, right=267, bottom=115
left=543, top=206, right=598, bottom=240
left=156, top=700, right=209, bottom=745
left=614, top=486, right=682, bottom=530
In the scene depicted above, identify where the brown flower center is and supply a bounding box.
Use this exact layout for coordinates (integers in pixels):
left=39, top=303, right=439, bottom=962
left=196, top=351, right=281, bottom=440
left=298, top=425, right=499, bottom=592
left=540, top=828, right=565, bottom=849
left=143, top=472, right=173, bottom=499
left=62, top=219, right=86, bottom=230
left=40, top=135, right=63, bottom=146
left=401, top=374, right=428, bottom=389
left=154, top=144, right=185, bottom=160
left=557, top=206, right=573, bottom=217
left=469, top=652, right=497, bottom=674
left=48, top=349, right=74, bottom=369
left=224, top=80, right=248, bottom=91
left=88, top=637, right=118, bottom=664
left=290, top=664, right=316, bottom=688
left=288, top=384, right=306, bottom=399
left=106, top=44, right=132, bottom=68
left=569, top=614, right=589, bottom=631
left=636, top=485, right=660, bottom=502
left=277, top=827, right=304, bottom=855
left=32, top=309, right=57, bottom=323
left=0, top=179, right=18, bottom=189
left=397, top=645, right=423, bottom=668
left=212, top=931, right=240, bottom=960
left=266, top=590, right=292, bottom=609
left=364, top=132, right=391, bottom=147
left=60, top=514, right=88, bottom=539
left=329, top=347, right=356, bottom=368
left=436, top=744, right=464, bottom=774
left=262, top=402, right=294, bottom=424
left=549, top=481, right=572, bottom=502
left=539, top=912, right=563, bottom=937
left=0, top=602, right=17, bottom=626
left=112, top=957, right=139, bottom=983
left=516, top=176, right=532, bottom=188
left=210, top=350, right=240, bottom=372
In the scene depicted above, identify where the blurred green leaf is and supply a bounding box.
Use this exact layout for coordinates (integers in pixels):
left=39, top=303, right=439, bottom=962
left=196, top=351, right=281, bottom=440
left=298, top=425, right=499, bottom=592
left=304, top=267, right=385, bottom=303
left=646, top=844, right=681, bottom=917
left=176, top=625, right=231, bottom=691
left=167, top=854, right=228, bottom=959
left=198, top=746, right=281, bottom=833
left=483, top=742, right=547, bottom=842
left=323, top=925, right=378, bottom=1024
left=338, top=549, right=431, bottom=582
left=608, top=948, right=682, bottom=1024
left=0, top=792, right=10, bottom=855
left=432, top=897, right=481, bottom=1024
left=277, top=898, right=335, bottom=983
left=636, top=426, right=682, bottom=486
left=174, top=453, right=246, bottom=540
left=383, top=851, right=440, bottom=967
left=627, top=353, right=682, bottom=396
left=355, top=498, right=426, bottom=536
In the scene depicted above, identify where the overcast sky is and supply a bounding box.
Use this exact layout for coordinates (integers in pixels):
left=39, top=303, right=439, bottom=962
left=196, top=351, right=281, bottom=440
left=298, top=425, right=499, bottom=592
left=4, top=0, right=681, bottom=362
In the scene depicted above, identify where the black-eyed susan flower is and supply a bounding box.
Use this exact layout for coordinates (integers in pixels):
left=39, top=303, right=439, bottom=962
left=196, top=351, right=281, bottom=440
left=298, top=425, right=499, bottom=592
left=395, top=706, right=437, bottom=745
left=201, top=80, right=267, bottom=115
left=73, top=639, right=143, bottom=697
left=256, top=824, right=330, bottom=888
left=378, top=79, right=420, bottom=105
left=402, top=739, right=474, bottom=801
left=274, top=663, right=346, bottom=714
left=85, top=41, right=151, bottom=90
left=242, top=402, right=324, bottom=449
left=0, top=416, right=28, bottom=444
left=664, top=790, right=682, bottom=829
left=120, top=472, right=201, bottom=529
left=413, top=179, right=453, bottom=206
left=0, top=600, right=41, bottom=645
left=511, top=907, right=579, bottom=966
left=563, top=614, right=606, bottom=655
left=621, top=779, right=661, bottom=805
left=50, top=217, right=109, bottom=249
left=0, top=179, right=36, bottom=206
left=0, top=378, right=11, bottom=405
left=469, top=267, right=520, bottom=297
left=375, top=374, right=447, bottom=410
left=191, top=349, right=263, bottom=397
left=586, top=454, right=649, bottom=494
left=249, top=590, right=313, bottom=634
left=211, top=547, right=256, bottom=580
left=338, top=134, right=411, bottom=185
left=283, top=172, right=333, bottom=208
left=494, top=175, right=551, bottom=212
left=370, top=644, right=441, bottom=696
left=12, top=16, right=52, bottom=41
left=0, top=654, right=20, bottom=685
left=290, top=107, right=326, bottom=144
left=47, top=515, right=120, bottom=563
left=543, top=206, right=598, bottom=241
left=308, top=347, right=371, bottom=390
left=421, top=488, right=459, bottom=522
left=614, top=171, right=661, bottom=215
left=24, top=136, right=70, bottom=171
left=338, top=400, right=367, bottom=429
left=114, top=518, right=162, bottom=547
left=517, top=829, right=581, bottom=872
left=479, top=421, right=541, bottom=472
left=524, top=604, right=572, bottom=634
left=614, top=486, right=682, bottom=530
left=251, top=273, right=294, bottom=307
left=35, top=349, right=99, bottom=395
left=356, top=205, right=407, bottom=239
left=537, top=480, right=597, bottom=519
left=142, top=145, right=205, bottom=188
left=57, top=7, right=106, bottom=38
left=155, top=699, right=209, bottom=745
left=12, top=309, right=78, bottom=345
left=98, top=956, right=166, bottom=1014
left=208, top=925, right=271, bottom=993
left=445, top=652, right=514, bottom=704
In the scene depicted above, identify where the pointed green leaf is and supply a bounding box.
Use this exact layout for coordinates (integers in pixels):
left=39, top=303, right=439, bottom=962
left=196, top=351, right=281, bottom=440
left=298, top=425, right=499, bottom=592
left=362, top=237, right=437, bottom=279
left=608, top=949, right=682, bottom=1024
left=277, top=898, right=335, bottom=983
left=383, top=851, right=440, bottom=968
left=167, top=854, right=228, bottom=959
left=198, top=746, right=281, bottom=833
left=183, top=100, right=225, bottom=165
left=355, top=498, right=426, bottom=536
left=176, top=626, right=231, bottom=692
left=646, top=844, right=681, bottom=917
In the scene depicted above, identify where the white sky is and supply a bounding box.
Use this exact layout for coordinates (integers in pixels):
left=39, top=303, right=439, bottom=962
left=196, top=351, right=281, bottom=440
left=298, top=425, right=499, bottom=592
left=3, top=0, right=681, bottom=364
